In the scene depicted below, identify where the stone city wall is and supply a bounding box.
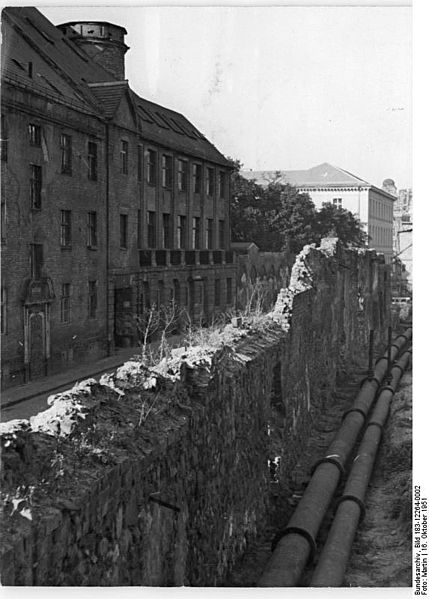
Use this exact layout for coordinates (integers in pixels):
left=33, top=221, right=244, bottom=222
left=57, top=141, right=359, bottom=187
left=0, top=239, right=391, bottom=586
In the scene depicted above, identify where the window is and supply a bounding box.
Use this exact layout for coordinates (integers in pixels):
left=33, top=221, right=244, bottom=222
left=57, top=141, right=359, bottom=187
left=219, top=171, right=227, bottom=198
left=30, top=164, right=42, bottom=209
left=31, top=243, right=43, bottom=279
left=120, top=140, right=128, bottom=174
left=147, top=211, right=156, bottom=248
left=60, top=210, right=72, bottom=247
left=193, top=164, right=202, bottom=194
left=206, top=218, right=213, bottom=249
left=60, top=283, right=71, bottom=323
left=178, top=159, right=188, bottom=192
left=192, top=217, right=201, bottom=249
left=1, top=114, right=7, bottom=162
left=214, top=279, right=221, bottom=306
left=87, top=211, right=97, bottom=247
left=333, top=198, right=343, bottom=208
left=120, top=214, right=128, bottom=248
left=88, top=141, right=97, bottom=180
left=1, top=288, right=7, bottom=334
left=157, top=281, right=165, bottom=309
left=137, top=145, right=143, bottom=182
left=60, top=133, right=72, bottom=174
left=177, top=215, right=187, bottom=249
left=218, top=219, right=225, bottom=249
left=1, top=199, right=6, bottom=243
left=226, top=278, right=232, bottom=305
left=162, top=213, right=171, bottom=249
left=29, top=123, right=41, bottom=146
left=162, top=154, right=173, bottom=188
left=206, top=167, right=215, bottom=196
left=137, top=209, right=142, bottom=248
left=88, top=281, right=97, bottom=318
left=147, top=149, right=157, bottom=185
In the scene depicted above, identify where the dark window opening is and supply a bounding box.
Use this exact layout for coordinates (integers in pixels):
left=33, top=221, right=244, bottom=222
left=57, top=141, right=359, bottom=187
left=88, top=141, right=98, bottom=180
left=193, top=164, right=202, bottom=194
left=87, top=211, right=97, bottom=247
left=177, top=215, right=187, bottom=249
left=178, top=159, right=188, bottom=192
left=206, top=167, right=215, bottom=196
left=120, top=140, right=128, bottom=174
left=60, top=133, right=72, bottom=174
left=30, top=164, right=42, bottom=209
left=192, top=217, right=201, bottom=249
left=214, top=279, right=221, bottom=306
left=60, top=210, right=72, bottom=247
left=31, top=243, right=43, bottom=279
left=162, top=154, right=173, bottom=188
left=60, top=283, right=71, bottom=323
left=29, top=123, right=41, bottom=146
left=120, top=214, right=128, bottom=248
left=147, top=211, right=156, bottom=248
left=163, top=213, right=172, bottom=249
left=147, top=149, right=157, bottom=185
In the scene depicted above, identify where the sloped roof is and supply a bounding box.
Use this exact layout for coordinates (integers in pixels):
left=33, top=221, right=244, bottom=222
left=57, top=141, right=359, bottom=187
left=1, top=7, right=232, bottom=167
left=241, top=163, right=372, bottom=188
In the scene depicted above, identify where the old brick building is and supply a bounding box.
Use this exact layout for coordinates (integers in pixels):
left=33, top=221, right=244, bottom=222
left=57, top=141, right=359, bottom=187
left=1, top=7, right=236, bottom=388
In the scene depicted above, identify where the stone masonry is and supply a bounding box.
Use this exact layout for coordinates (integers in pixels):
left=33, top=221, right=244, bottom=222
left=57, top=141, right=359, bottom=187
left=0, top=239, right=391, bottom=586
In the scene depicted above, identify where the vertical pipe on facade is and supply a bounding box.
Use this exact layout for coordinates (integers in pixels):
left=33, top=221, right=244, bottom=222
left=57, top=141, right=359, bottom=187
left=105, top=122, right=111, bottom=355
left=258, top=328, right=411, bottom=587
left=310, top=349, right=411, bottom=587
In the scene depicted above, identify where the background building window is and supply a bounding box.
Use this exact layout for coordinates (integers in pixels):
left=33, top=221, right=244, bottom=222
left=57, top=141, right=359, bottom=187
left=162, top=154, right=173, bottom=188
left=193, top=164, right=202, bottom=194
left=120, top=214, right=128, bottom=248
left=192, top=217, right=201, bottom=249
left=219, top=171, right=226, bottom=198
left=177, top=215, right=187, bottom=249
left=29, top=123, right=41, bottom=146
left=87, top=211, right=97, bottom=247
left=333, top=198, right=343, bottom=208
left=31, top=243, right=43, bottom=279
left=88, top=280, right=97, bottom=318
left=88, top=141, right=97, bottom=180
left=218, top=219, right=225, bottom=249
left=60, top=210, right=72, bottom=247
left=178, top=159, right=188, bottom=192
left=206, top=167, right=215, bottom=196
left=206, top=218, right=213, bottom=249
left=173, top=279, right=181, bottom=305
left=60, top=283, right=71, bottom=323
left=1, top=288, right=7, bottom=334
left=137, top=145, right=143, bottom=181
left=162, top=213, right=172, bottom=248
left=60, top=133, right=72, bottom=174
left=214, top=279, right=221, bottom=306
left=30, top=164, right=42, bottom=209
left=147, top=149, right=157, bottom=185
left=120, top=140, right=129, bottom=174
left=147, top=211, right=156, bottom=248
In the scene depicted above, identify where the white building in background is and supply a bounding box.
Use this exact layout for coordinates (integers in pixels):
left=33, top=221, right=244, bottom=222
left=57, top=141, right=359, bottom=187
left=241, top=162, right=396, bottom=263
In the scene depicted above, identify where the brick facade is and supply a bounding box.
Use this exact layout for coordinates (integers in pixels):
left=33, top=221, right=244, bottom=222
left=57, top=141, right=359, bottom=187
left=1, top=8, right=236, bottom=387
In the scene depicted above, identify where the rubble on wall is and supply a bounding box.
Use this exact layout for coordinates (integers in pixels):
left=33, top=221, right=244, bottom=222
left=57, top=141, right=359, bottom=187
left=0, top=239, right=391, bottom=586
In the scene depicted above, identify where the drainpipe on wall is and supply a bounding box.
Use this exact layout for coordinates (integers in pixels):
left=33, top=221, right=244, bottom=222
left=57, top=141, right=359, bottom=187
left=105, top=122, right=112, bottom=356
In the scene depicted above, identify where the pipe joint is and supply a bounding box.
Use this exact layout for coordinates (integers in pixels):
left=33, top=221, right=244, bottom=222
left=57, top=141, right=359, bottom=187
left=379, top=384, right=395, bottom=395
left=271, top=526, right=317, bottom=560
left=336, top=494, right=366, bottom=523
left=311, top=455, right=345, bottom=479
left=342, top=407, right=367, bottom=423
left=359, top=375, right=381, bottom=390
left=366, top=421, right=385, bottom=435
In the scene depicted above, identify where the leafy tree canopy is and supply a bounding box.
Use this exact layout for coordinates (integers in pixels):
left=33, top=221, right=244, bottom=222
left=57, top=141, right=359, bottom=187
left=229, top=163, right=367, bottom=254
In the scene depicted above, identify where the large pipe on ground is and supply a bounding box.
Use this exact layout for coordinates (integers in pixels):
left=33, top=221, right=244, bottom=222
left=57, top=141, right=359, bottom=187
left=310, top=348, right=412, bottom=586
left=258, top=328, right=411, bottom=587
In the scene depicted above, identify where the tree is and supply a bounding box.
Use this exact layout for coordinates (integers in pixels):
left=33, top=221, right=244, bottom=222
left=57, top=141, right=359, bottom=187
left=316, top=202, right=367, bottom=247
left=229, top=159, right=366, bottom=254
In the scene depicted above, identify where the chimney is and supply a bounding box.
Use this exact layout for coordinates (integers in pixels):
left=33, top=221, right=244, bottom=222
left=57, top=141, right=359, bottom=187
left=57, top=21, right=129, bottom=80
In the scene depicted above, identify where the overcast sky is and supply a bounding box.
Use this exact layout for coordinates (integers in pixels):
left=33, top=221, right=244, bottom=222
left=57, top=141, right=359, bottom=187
left=41, top=5, right=411, bottom=189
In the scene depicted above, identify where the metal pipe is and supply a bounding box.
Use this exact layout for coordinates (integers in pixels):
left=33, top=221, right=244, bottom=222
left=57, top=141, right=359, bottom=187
left=310, top=349, right=411, bottom=586
left=258, top=328, right=411, bottom=587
